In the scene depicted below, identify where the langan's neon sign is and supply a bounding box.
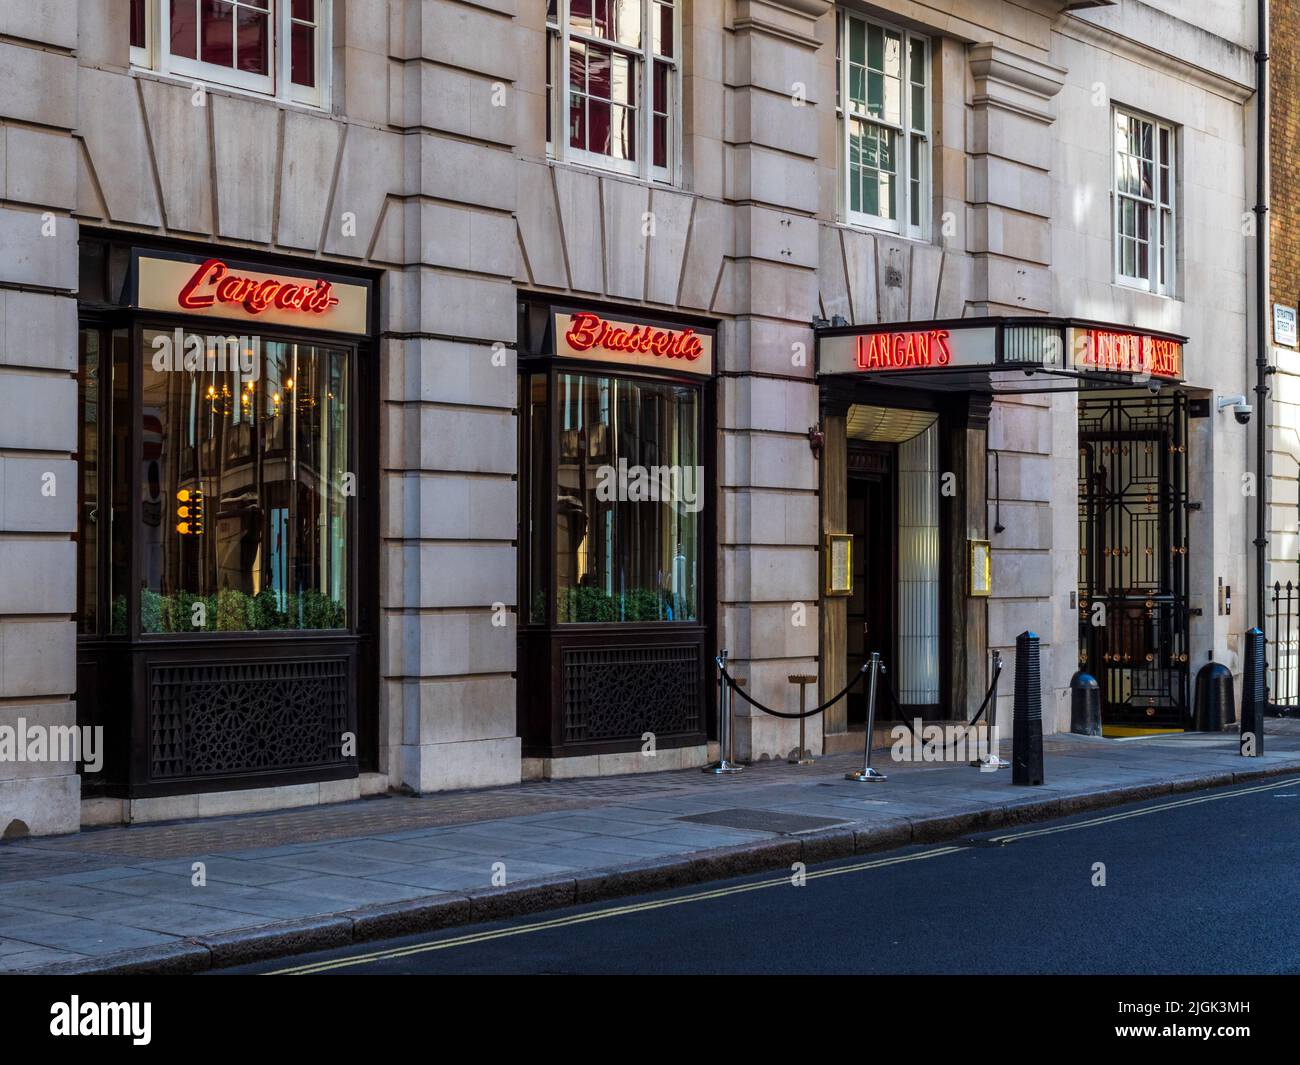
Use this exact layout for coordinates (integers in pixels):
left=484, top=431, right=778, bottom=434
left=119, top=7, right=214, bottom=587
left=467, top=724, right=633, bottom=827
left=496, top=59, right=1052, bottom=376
left=856, top=329, right=952, bottom=371
left=177, top=258, right=340, bottom=316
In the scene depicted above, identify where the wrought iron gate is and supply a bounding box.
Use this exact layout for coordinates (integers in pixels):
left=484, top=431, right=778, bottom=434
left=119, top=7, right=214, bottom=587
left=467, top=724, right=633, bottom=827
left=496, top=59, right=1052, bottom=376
left=1078, top=394, right=1190, bottom=728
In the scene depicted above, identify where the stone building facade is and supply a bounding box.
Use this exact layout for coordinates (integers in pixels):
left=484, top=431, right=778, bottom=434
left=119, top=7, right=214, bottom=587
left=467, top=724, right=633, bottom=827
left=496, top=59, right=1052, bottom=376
left=0, top=0, right=1261, bottom=837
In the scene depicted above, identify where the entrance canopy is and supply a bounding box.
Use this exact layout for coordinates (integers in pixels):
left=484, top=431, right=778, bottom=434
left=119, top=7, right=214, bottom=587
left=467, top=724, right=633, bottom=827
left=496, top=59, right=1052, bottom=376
left=816, top=317, right=1187, bottom=395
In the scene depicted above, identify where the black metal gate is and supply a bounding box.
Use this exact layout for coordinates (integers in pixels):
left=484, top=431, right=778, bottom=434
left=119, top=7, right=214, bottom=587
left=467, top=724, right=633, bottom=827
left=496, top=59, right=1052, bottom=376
left=1078, top=394, right=1190, bottom=729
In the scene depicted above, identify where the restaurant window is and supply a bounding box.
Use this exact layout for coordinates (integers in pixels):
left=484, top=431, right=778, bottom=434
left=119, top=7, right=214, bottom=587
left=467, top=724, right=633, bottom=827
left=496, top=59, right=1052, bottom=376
left=129, top=0, right=327, bottom=107
left=537, top=371, right=701, bottom=624
left=546, top=0, right=679, bottom=183
left=79, top=327, right=352, bottom=636
left=1113, top=108, right=1177, bottom=295
left=836, top=10, right=930, bottom=238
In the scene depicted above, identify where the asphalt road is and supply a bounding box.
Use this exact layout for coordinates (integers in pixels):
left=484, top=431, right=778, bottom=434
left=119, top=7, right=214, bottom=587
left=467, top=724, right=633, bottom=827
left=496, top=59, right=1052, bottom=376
left=231, top=777, right=1300, bottom=975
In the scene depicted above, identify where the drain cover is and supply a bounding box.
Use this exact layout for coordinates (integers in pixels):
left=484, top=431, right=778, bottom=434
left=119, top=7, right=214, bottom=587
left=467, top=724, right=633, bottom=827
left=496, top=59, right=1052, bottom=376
left=675, top=808, right=851, bottom=834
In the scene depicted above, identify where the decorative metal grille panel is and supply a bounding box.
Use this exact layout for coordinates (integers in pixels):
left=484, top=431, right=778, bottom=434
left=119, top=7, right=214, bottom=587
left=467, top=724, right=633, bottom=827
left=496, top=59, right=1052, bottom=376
left=563, top=644, right=700, bottom=743
left=1078, top=394, right=1189, bottom=727
left=149, top=659, right=351, bottom=779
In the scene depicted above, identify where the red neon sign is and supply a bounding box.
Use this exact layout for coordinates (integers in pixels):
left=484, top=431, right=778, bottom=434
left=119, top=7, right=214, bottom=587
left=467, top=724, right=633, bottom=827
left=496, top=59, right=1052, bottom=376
left=855, top=329, right=952, bottom=371
left=177, top=258, right=340, bottom=317
left=564, top=312, right=704, bottom=362
left=1081, top=329, right=1181, bottom=379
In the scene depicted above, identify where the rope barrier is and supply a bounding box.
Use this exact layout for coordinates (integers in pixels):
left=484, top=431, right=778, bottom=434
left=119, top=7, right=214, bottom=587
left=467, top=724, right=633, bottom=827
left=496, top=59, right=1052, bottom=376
left=716, top=661, right=869, bottom=719
left=716, top=657, right=1000, bottom=730
left=882, top=661, right=1002, bottom=751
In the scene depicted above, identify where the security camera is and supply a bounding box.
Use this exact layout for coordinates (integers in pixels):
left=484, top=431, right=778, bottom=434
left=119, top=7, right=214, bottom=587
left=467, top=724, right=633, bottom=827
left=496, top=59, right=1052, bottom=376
left=1217, top=394, right=1252, bottom=425
left=1145, top=377, right=1161, bottom=395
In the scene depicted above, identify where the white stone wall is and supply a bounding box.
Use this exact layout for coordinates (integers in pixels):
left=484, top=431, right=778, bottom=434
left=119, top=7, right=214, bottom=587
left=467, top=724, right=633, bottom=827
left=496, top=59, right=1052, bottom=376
left=0, top=1, right=1264, bottom=835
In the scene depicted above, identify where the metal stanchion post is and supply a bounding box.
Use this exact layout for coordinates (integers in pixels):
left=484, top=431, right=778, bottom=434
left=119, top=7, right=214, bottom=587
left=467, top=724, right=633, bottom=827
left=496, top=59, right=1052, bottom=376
left=704, top=649, right=743, bottom=774
left=787, top=674, right=816, bottom=765
left=845, top=652, right=887, bottom=782
left=972, top=649, right=1008, bottom=769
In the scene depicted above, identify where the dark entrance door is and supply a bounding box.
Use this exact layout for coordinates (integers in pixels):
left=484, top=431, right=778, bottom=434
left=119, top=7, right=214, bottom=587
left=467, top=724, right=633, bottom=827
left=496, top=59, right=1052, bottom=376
left=1078, top=393, right=1190, bottom=731
left=846, top=443, right=895, bottom=724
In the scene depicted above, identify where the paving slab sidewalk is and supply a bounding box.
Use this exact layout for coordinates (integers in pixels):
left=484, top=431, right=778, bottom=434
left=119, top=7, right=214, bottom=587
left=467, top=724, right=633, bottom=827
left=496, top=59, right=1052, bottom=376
left=3, top=723, right=1299, bottom=975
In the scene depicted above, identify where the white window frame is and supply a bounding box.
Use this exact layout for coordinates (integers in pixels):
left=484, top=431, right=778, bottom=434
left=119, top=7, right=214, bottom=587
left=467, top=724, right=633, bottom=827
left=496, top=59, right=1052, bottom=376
left=836, top=9, right=931, bottom=240
left=1112, top=106, right=1177, bottom=296
left=130, top=0, right=330, bottom=110
left=546, top=1, right=680, bottom=186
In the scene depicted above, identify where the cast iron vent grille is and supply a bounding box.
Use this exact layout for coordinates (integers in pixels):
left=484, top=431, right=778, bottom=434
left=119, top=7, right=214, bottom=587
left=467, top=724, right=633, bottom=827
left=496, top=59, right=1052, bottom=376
left=563, top=645, right=700, bottom=743
left=149, top=659, right=351, bottom=779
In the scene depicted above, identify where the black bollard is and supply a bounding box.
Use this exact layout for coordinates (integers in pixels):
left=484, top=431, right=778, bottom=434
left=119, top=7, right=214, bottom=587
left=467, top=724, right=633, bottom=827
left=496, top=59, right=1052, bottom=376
left=1013, top=631, right=1044, bottom=785
left=1192, top=662, right=1235, bottom=731
left=1069, top=671, right=1101, bottom=736
left=1240, top=627, right=1265, bottom=757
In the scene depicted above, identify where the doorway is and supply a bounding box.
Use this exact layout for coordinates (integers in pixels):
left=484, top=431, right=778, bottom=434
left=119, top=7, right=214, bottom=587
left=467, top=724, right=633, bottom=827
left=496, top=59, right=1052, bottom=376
left=846, top=444, right=894, bottom=724
left=842, top=403, right=943, bottom=722
left=1078, top=392, right=1190, bottom=732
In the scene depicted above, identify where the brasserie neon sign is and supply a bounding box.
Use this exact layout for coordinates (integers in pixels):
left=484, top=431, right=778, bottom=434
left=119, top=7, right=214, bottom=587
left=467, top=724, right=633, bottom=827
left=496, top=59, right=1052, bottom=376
left=564, top=311, right=705, bottom=363
left=1079, top=329, right=1182, bottom=379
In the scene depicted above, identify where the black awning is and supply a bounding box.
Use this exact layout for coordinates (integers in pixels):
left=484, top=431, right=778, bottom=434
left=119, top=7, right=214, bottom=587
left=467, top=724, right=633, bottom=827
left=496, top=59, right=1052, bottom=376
left=815, top=316, right=1189, bottom=394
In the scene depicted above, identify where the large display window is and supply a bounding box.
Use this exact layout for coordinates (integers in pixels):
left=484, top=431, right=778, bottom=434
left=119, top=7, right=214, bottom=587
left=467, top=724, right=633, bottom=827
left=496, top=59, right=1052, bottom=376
left=517, top=301, right=716, bottom=760
left=74, top=238, right=376, bottom=797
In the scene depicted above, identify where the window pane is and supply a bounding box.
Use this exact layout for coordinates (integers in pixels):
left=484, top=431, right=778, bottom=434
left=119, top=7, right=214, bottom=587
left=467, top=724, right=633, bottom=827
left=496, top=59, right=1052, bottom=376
left=131, top=0, right=146, bottom=49
left=291, top=23, right=315, bottom=87
left=653, top=60, right=670, bottom=169
left=611, top=50, right=634, bottom=106
left=588, top=43, right=611, bottom=99
left=78, top=330, right=101, bottom=633
left=653, top=1, right=674, bottom=57
left=555, top=373, right=700, bottom=624
left=572, top=0, right=596, bottom=36
left=610, top=104, right=635, bottom=159
left=235, top=3, right=269, bottom=75
left=200, top=0, right=234, bottom=68
left=910, top=136, right=923, bottom=227
left=883, top=30, right=901, bottom=79
left=292, top=0, right=314, bottom=20
left=588, top=98, right=610, bottom=153
left=867, top=23, right=882, bottom=70
left=570, top=39, right=587, bottom=91
left=909, top=37, right=925, bottom=86
left=171, top=0, right=199, bottom=59
left=110, top=331, right=130, bottom=633
left=570, top=91, right=586, bottom=150
left=849, top=66, right=866, bottom=111
left=136, top=330, right=349, bottom=632
left=613, top=0, right=642, bottom=48
left=850, top=17, right=865, bottom=66
left=527, top=375, right=549, bottom=624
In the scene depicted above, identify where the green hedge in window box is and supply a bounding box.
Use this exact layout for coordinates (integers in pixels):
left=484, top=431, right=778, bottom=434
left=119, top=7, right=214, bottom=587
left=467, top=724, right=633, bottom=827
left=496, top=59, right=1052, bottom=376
left=557, top=586, right=673, bottom=623
left=124, top=589, right=346, bottom=633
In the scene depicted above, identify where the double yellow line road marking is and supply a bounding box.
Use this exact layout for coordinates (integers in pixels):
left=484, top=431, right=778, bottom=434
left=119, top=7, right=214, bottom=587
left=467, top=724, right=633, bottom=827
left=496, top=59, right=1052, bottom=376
left=268, top=776, right=1300, bottom=975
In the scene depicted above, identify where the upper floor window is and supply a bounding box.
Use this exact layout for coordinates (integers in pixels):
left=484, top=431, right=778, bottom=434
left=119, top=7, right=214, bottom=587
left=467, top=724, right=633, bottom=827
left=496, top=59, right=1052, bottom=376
left=836, top=11, right=930, bottom=238
left=1113, top=108, right=1176, bottom=295
left=546, top=1, right=679, bottom=183
left=129, top=0, right=328, bottom=108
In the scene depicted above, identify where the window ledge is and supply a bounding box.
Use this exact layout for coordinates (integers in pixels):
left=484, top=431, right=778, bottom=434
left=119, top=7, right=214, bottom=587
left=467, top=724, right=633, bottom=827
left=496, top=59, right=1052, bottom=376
left=545, top=155, right=681, bottom=193
left=833, top=217, right=937, bottom=248
left=128, top=65, right=332, bottom=117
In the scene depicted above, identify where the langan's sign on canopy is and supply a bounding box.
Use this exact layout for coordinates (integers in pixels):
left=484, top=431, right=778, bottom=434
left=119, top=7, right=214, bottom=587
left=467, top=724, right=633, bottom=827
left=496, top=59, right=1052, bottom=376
left=817, top=318, right=1186, bottom=388
left=134, top=252, right=370, bottom=335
